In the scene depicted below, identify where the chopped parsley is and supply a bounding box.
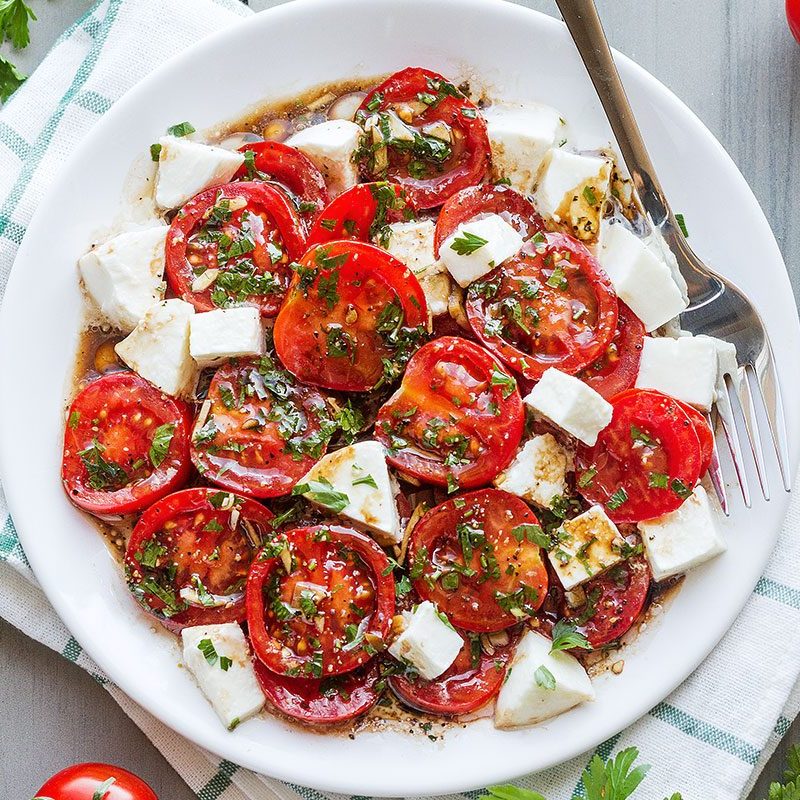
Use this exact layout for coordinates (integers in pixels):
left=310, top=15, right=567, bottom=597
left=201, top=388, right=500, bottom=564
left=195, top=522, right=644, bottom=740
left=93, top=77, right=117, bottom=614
left=78, top=440, right=128, bottom=491
left=450, top=230, right=488, bottom=256
left=534, top=664, right=556, bottom=690
left=490, top=368, right=517, bottom=399
left=167, top=120, right=195, bottom=137
left=607, top=486, right=629, bottom=511
left=549, top=618, right=591, bottom=653
left=148, top=422, right=175, bottom=468
left=292, top=476, right=350, bottom=513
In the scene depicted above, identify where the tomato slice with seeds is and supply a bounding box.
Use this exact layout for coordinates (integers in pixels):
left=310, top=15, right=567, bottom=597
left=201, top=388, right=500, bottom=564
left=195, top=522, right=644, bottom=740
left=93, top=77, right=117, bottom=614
left=576, top=389, right=703, bottom=523
left=356, top=67, right=490, bottom=209
left=273, top=240, right=428, bottom=392
left=125, top=487, right=272, bottom=631
left=374, top=337, right=524, bottom=489
left=190, top=357, right=332, bottom=498
left=676, top=399, right=714, bottom=476
left=465, top=232, right=618, bottom=381
left=61, top=372, right=192, bottom=516
left=407, top=489, right=548, bottom=632
left=165, top=181, right=306, bottom=317
left=246, top=525, right=395, bottom=677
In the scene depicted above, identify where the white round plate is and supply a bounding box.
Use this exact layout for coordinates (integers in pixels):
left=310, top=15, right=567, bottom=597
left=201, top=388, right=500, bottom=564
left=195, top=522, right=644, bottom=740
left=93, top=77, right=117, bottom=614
left=1, top=0, right=798, bottom=795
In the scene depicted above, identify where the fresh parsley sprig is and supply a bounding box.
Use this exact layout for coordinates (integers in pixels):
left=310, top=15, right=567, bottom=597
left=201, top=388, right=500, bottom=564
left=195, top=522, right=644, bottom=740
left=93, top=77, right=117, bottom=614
left=0, top=0, right=36, bottom=103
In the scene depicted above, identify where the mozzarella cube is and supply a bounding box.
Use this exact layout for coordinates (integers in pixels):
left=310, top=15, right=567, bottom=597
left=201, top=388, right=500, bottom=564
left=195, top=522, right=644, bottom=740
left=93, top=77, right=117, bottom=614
left=388, top=601, right=462, bottom=680
left=493, top=433, right=570, bottom=509
left=524, top=369, right=612, bottom=446
left=535, top=148, right=611, bottom=241
left=495, top=629, right=594, bottom=728
left=286, top=120, right=362, bottom=197
left=484, top=102, right=564, bottom=195
left=79, top=226, right=168, bottom=333
left=635, top=335, right=718, bottom=410
left=440, top=213, right=523, bottom=288
left=299, top=440, right=401, bottom=545
left=155, top=136, right=244, bottom=209
left=182, top=623, right=265, bottom=730
left=598, top=223, right=687, bottom=332
left=189, top=306, right=265, bottom=368
left=549, top=506, right=625, bottom=590
left=638, top=486, right=725, bottom=581
left=115, top=299, right=197, bottom=397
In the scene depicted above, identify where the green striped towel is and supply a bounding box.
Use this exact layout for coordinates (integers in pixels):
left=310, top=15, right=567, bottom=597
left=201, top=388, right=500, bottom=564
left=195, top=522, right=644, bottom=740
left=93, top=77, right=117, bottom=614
left=1, top=1, right=799, bottom=798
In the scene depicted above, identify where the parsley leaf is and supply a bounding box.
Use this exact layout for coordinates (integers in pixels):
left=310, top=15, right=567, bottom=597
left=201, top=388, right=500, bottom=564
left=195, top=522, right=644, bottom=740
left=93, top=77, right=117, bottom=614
left=578, top=747, right=650, bottom=800
left=149, top=422, right=176, bottom=468
left=550, top=618, right=591, bottom=653
left=490, top=368, right=517, bottom=399
left=534, top=664, right=556, bottom=690
left=450, top=230, right=488, bottom=256
left=78, top=440, right=128, bottom=491
left=293, top=477, right=350, bottom=513
left=0, top=54, right=25, bottom=102
left=0, top=0, right=36, bottom=50
left=167, top=120, right=195, bottom=137
left=607, top=486, right=629, bottom=511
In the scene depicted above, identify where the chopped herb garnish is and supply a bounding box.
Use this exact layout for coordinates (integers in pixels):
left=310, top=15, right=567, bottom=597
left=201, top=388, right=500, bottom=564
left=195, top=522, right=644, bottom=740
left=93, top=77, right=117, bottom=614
left=607, top=486, right=629, bottom=511
left=293, top=476, right=350, bottom=513
left=149, top=143, right=162, bottom=161
left=450, top=230, right=488, bottom=256
left=676, top=212, right=689, bottom=238
left=167, top=121, right=195, bottom=137
left=550, top=618, right=591, bottom=653
left=490, top=368, right=517, bottom=399
left=148, top=422, right=175, bottom=468
left=78, top=440, right=128, bottom=491
left=68, top=410, right=80, bottom=429
left=648, top=472, right=669, bottom=489
left=671, top=478, right=692, bottom=499
left=578, top=467, right=597, bottom=488
left=534, top=664, right=556, bottom=690
left=353, top=473, right=378, bottom=489
left=582, top=185, right=598, bottom=205
left=545, top=265, right=568, bottom=289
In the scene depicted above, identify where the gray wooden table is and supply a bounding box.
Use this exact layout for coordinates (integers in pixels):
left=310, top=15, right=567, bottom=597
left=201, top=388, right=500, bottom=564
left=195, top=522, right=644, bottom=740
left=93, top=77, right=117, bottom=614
left=2, top=0, right=799, bottom=798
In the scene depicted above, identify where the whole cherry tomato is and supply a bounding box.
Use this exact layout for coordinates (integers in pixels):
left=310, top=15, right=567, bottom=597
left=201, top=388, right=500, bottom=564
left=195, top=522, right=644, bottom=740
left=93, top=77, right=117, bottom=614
left=788, top=0, right=800, bottom=43
left=33, top=763, right=157, bottom=800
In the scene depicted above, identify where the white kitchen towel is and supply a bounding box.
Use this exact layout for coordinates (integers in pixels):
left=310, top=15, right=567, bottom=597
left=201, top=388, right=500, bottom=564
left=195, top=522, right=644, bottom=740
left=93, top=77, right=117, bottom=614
left=1, top=1, right=799, bottom=799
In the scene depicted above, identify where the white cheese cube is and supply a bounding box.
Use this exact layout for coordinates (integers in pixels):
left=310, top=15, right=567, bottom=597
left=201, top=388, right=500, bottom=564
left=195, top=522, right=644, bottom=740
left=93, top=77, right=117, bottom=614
left=697, top=334, right=738, bottom=378
left=189, top=306, right=265, bottom=368
left=299, top=440, right=401, bottom=545
left=286, top=120, right=362, bottom=197
left=155, top=136, right=244, bottom=210
left=115, top=299, right=197, bottom=398
left=549, top=506, right=625, bottom=590
left=493, top=433, right=570, bottom=509
left=440, top=213, right=523, bottom=288
left=79, top=226, right=168, bottom=333
left=524, top=369, right=612, bottom=446
left=638, top=485, right=725, bottom=581
left=181, top=623, right=265, bottom=730
left=484, top=102, right=564, bottom=195
left=388, top=601, right=462, bottom=680
left=635, top=335, right=718, bottom=410
left=495, top=629, right=594, bottom=728
left=535, top=148, right=611, bottom=241
left=598, top=223, right=687, bottom=332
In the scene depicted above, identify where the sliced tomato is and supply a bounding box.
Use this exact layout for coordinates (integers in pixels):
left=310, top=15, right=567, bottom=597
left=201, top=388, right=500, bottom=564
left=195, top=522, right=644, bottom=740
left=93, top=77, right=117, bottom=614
left=408, top=489, right=548, bottom=632
left=356, top=67, right=490, bottom=208
left=676, top=399, right=714, bottom=476
left=246, top=525, right=395, bottom=677
left=389, top=627, right=517, bottom=715
left=165, top=181, right=306, bottom=317
left=578, top=302, right=646, bottom=400
left=374, top=337, right=524, bottom=489
left=433, top=184, right=544, bottom=256
left=61, top=372, right=192, bottom=516
left=254, top=658, right=381, bottom=725
left=190, top=356, right=332, bottom=498
left=125, top=487, right=272, bottom=631
left=576, top=389, right=703, bottom=523
left=273, top=240, right=428, bottom=392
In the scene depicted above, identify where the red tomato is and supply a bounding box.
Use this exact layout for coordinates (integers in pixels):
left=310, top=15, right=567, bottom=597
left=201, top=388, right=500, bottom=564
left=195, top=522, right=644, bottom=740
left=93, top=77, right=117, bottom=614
left=246, top=525, right=395, bottom=677
left=254, top=658, right=381, bottom=725
left=466, top=233, right=619, bottom=381
left=190, top=357, right=332, bottom=498
left=125, top=487, right=272, bottom=631
left=576, top=389, right=703, bottom=523
left=577, top=302, right=646, bottom=400
left=433, top=183, right=544, bottom=256
left=356, top=67, right=490, bottom=208
left=389, top=627, right=518, bottom=715
left=788, top=0, right=800, bottom=43
left=676, top=399, right=714, bottom=476
left=273, top=240, right=428, bottom=392
left=374, top=337, right=524, bottom=489
left=165, top=181, right=306, bottom=317
left=34, top=763, right=157, bottom=800
left=61, top=372, right=192, bottom=516
left=407, top=489, right=549, bottom=632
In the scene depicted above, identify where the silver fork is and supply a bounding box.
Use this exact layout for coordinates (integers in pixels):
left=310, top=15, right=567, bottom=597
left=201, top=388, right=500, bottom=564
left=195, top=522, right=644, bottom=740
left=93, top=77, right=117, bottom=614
left=554, top=0, right=791, bottom=511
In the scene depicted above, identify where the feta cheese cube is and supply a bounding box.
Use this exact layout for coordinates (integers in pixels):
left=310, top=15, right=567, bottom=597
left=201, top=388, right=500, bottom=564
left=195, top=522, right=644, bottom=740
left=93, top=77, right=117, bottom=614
left=115, top=299, right=197, bottom=398
left=78, top=226, right=168, bottom=333
left=495, top=629, right=594, bottom=728
left=549, top=506, right=625, bottom=590
left=286, top=120, right=362, bottom=197
left=598, top=223, right=687, bottom=332
left=635, top=335, right=718, bottom=410
left=388, top=601, right=462, bottom=680
left=189, top=306, right=265, bottom=368
left=697, top=334, right=738, bottom=378
left=299, top=440, right=401, bottom=546
left=440, top=213, right=523, bottom=288
left=493, top=433, right=570, bottom=509
left=535, top=148, right=611, bottom=241
left=155, top=136, right=244, bottom=209
left=484, top=102, right=564, bottom=195
left=638, top=485, right=726, bottom=581
left=524, top=369, right=612, bottom=446
left=181, top=623, right=265, bottom=730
